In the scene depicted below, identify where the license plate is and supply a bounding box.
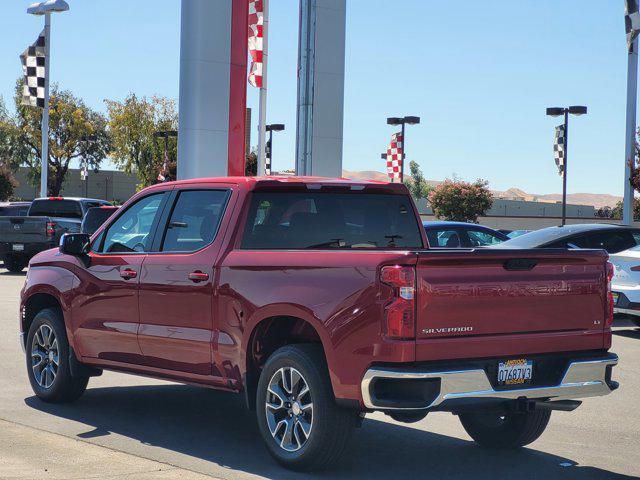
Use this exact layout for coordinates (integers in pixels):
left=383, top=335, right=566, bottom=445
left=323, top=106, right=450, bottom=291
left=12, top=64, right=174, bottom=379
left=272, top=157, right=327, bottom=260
left=12, top=244, right=24, bottom=252
left=498, top=359, right=533, bottom=385
left=612, top=292, right=619, bottom=305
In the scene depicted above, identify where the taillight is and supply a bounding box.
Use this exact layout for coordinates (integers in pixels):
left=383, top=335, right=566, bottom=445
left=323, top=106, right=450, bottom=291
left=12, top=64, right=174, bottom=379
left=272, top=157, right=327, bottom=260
left=606, top=261, right=614, bottom=327
left=46, top=221, right=55, bottom=237
left=380, top=265, right=416, bottom=339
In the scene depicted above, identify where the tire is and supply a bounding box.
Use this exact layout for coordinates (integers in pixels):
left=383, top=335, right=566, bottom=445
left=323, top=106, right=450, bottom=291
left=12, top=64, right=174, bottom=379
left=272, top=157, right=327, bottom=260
left=256, top=344, right=357, bottom=471
left=4, top=256, right=25, bottom=273
left=459, top=409, right=551, bottom=449
left=26, top=308, right=89, bottom=403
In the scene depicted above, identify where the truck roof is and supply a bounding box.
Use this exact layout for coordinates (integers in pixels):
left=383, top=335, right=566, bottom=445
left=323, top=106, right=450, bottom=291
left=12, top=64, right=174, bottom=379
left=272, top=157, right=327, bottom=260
left=31, top=197, right=109, bottom=203
left=156, top=176, right=406, bottom=192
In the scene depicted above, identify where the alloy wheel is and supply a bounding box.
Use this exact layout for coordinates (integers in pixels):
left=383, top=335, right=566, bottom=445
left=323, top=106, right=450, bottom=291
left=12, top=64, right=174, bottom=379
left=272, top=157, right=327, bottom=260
left=31, top=324, right=59, bottom=389
left=265, top=367, right=314, bottom=452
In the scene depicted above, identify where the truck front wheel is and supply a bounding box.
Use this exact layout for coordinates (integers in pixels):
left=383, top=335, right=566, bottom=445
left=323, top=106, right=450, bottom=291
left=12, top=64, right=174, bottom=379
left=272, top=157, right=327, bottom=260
left=459, top=409, right=551, bottom=449
left=26, top=308, right=89, bottom=403
left=256, top=344, right=357, bottom=471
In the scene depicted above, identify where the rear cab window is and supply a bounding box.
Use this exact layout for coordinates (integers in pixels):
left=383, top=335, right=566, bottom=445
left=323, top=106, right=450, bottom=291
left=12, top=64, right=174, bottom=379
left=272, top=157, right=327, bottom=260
left=241, top=192, right=423, bottom=249
left=29, top=199, right=83, bottom=219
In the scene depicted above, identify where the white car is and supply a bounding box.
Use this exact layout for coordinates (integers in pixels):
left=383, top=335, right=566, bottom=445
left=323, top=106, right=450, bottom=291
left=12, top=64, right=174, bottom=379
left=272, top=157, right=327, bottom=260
left=610, top=246, right=640, bottom=325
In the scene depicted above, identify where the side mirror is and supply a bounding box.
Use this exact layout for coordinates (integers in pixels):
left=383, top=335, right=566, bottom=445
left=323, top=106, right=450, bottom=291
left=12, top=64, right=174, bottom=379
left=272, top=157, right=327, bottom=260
left=59, top=233, right=90, bottom=256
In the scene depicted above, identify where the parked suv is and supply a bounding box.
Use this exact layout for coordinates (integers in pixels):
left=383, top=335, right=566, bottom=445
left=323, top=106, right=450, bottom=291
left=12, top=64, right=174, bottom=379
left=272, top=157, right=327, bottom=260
left=20, top=177, right=618, bottom=471
left=80, top=205, right=118, bottom=235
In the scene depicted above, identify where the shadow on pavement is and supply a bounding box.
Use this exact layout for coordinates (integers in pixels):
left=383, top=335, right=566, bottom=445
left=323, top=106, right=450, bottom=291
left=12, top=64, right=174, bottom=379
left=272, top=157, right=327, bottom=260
left=24, top=384, right=635, bottom=479
left=613, top=328, right=640, bottom=340
left=0, top=270, right=26, bottom=277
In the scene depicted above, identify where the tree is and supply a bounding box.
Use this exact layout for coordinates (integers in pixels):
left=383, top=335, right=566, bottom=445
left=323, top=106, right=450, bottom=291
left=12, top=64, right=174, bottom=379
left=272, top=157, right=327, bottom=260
left=403, top=160, right=432, bottom=201
left=106, top=94, right=178, bottom=189
left=0, top=165, right=17, bottom=201
left=611, top=199, right=640, bottom=221
left=428, top=178, right=493, bottom=223
left=5, top=80, right=109, bottom=196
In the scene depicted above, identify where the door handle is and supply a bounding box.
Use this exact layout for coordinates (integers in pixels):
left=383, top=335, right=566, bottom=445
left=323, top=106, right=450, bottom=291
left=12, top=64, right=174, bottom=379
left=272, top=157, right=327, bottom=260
left=188, top=271, right=209, bottom=283
left=120, top=268, right=137, bottom=280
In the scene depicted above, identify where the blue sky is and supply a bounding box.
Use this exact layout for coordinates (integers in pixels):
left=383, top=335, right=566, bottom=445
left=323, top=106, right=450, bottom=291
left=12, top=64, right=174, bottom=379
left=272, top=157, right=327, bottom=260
left=0, top=1, right=632, bottom=195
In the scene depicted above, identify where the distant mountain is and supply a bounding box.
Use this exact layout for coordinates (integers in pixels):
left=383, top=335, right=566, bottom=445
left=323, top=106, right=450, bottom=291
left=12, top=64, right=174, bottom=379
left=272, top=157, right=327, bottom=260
left=341, top=170, right=622, bottom=209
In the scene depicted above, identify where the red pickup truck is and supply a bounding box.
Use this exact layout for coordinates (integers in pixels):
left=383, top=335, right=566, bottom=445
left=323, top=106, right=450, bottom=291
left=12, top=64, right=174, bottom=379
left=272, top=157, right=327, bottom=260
left=20, top=177, right=618, bottom=471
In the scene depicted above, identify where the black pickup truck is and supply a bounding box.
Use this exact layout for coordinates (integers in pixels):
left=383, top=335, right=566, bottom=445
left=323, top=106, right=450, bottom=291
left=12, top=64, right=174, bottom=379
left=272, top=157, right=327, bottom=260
left=0, top=197, right=111, bottom=272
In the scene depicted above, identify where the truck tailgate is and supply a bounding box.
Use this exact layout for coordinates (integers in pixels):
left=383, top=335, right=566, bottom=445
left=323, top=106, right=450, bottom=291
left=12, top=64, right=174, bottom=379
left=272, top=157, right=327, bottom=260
left=415, top=248, right=609, bottom=361
left=0, top=217, right=49, bottom=244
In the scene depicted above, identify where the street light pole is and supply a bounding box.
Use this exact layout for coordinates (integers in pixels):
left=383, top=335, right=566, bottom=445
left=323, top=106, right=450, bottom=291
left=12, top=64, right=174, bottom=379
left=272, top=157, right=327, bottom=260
left=546, top=106, right=587, bottom=226
left=264, top=124, right=284, bottom=175
left=624, top=32, right=639, bottom=225
left=80, top=134, right=96, bottom=198
left=40, top=12, right=51, bottom=198
left=27, top=0, right=69, bottom=198
left=154, top=130, right=178, bottom=182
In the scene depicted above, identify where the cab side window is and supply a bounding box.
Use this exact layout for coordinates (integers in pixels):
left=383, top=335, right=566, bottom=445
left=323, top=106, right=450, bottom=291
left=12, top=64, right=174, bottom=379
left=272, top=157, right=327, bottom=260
left=160, top=190, right=230, bottom=252
left=98, top=193, right=165, bottom=254
left=426, top=229, right=462, bottom=248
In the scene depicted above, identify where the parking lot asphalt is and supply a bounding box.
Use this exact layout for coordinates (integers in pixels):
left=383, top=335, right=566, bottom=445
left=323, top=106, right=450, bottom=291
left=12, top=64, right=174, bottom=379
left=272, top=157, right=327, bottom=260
left=0, top=270, right=638, bottom=479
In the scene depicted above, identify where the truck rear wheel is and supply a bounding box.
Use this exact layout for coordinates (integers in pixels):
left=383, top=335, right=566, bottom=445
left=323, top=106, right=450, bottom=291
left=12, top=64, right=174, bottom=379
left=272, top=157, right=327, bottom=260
left=26, top=308, right=89, bottom=403
left=256, top=344, right=357, bottom=471
left=459, top=409, right=551, bottom=449
left=4, top=256, right=26, bottom=273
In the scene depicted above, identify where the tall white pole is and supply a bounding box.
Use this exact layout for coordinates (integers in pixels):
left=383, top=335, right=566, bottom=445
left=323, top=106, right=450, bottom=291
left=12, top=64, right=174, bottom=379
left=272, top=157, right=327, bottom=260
left=257, top=0, right=269, bottom=176
left=40, top=13, right=51, bottom=198
left=624, top=37, right=639, bottom=225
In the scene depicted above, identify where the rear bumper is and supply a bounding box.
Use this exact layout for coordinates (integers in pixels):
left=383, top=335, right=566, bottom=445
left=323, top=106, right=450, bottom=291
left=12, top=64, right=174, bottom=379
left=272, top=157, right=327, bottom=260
left=361, top=353, right=618, bottom=411
left=0, top=242, right=53, bottom=259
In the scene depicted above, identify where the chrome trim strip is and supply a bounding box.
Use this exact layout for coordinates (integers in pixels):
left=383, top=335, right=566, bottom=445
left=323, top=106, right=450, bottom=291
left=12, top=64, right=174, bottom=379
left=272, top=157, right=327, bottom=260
left=19, top=332, right=25, bottom=354
left=361, top=355, right=618, bottom=411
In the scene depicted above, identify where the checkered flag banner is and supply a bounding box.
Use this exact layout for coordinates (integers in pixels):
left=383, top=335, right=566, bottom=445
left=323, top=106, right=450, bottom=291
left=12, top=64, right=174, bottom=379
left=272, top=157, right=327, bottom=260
left=265, top=155, right=271, bottom=175
left=248, top=0, right=264, bottom=88
left=627, top=0, right=640, bottom=52
left=553, top=124, right=565, bottom=177
left=19, top=29, right=46, bottom=108
left=386, top=132, right=404, bottom=180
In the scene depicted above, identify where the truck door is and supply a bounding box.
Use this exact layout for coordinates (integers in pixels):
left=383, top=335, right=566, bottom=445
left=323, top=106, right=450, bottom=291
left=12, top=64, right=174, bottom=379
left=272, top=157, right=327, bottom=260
left=72, top=192, right=169, bottom=363
left=137, top=187, right=233, bottom=378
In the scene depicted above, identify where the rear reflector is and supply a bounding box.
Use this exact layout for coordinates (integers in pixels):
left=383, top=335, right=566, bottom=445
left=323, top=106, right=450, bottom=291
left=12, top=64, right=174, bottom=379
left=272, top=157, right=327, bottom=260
left=380, top=265, right=416, bottom=339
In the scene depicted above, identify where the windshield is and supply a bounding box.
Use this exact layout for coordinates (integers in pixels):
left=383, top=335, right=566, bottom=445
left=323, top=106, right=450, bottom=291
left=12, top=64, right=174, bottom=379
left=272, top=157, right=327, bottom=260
left=241, top=192, right=423, bottom=250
